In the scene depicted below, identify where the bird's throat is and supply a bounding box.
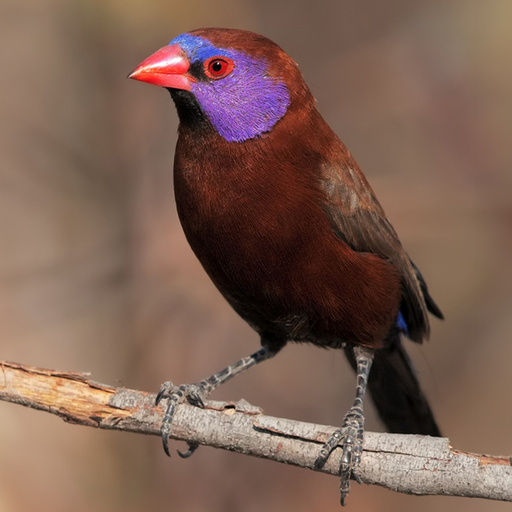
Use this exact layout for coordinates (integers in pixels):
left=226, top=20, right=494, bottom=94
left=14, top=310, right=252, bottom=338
left=170, top=89, right=214, bottom=134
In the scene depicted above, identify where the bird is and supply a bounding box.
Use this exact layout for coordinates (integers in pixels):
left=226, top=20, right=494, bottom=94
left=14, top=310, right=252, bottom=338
left=128, top=28, right=443, bottom=505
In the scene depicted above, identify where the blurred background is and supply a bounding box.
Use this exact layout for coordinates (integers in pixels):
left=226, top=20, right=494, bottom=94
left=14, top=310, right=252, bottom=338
left=0, top=0, right=511, bottom=511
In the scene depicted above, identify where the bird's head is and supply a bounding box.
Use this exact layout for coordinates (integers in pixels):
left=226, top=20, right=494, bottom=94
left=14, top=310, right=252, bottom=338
left=129, top=28, right=312, bottom=142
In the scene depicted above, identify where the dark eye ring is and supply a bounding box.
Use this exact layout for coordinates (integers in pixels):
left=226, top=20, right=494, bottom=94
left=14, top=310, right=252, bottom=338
left=204, top=57, right=235, bottom=79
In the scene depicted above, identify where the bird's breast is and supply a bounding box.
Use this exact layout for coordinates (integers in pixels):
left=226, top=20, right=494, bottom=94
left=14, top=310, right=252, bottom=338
left=172, top=129, right=402, bottom=347
left=174, top=145, right=317, bottom=289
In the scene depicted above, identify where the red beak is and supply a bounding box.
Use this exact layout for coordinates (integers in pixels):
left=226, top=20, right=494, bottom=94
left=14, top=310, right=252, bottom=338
left=128, top=44, right=192, bottom=91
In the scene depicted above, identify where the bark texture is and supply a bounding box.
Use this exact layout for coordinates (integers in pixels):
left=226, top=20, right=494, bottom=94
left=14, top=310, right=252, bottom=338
left=0, top=360, right=510, bottom=501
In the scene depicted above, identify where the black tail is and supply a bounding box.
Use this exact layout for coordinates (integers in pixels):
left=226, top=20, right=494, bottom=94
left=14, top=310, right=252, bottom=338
left=344, top=341, right=441, bottom=436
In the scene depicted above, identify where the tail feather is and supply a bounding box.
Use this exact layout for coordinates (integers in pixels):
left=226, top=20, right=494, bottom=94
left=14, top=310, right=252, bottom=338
left=344, top=341, right=441, bottom=436
left=410, top=258, right=444, bottom=320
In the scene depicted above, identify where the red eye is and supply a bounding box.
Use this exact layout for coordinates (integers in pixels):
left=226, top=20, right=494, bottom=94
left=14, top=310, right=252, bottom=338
left=204, top=57, right=234, bottom=79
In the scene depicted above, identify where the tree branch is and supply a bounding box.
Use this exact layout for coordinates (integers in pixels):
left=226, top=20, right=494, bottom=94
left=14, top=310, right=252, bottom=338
left=0, top=360, right=510, bottom=501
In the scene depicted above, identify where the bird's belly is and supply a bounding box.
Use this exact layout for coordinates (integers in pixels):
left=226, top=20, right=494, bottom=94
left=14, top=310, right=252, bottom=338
left=178, top=204, right=401, bottom=349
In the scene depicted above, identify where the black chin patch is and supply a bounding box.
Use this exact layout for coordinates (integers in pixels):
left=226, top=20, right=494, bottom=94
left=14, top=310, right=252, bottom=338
left=169, top=89, right=212, bottom=134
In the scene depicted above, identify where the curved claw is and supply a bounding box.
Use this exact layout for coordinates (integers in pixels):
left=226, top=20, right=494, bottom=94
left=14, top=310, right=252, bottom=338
left=162, top=436, right=171, bottom=457
left=156, top=381, right=175, bottom=406
left=177, top=442, right=200, bottom=459
left=161, top=421, right=172, bottom=457
left=155, top=388, right=166, bottom=406
left=353, top=472, right=363, bottom=485
left=313, top=454, right=327, bottom=470
left=187, top=390, right=205, bottom=408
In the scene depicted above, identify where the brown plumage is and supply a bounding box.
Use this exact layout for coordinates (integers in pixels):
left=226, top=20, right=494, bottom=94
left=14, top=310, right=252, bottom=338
left=174, top=105, right=404, bottom=350
left=129, top=28, right=443, bottom=504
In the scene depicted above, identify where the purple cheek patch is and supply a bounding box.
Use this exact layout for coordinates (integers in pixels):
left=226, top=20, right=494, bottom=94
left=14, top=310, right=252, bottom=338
left=189, top=49, right=290, bottom=142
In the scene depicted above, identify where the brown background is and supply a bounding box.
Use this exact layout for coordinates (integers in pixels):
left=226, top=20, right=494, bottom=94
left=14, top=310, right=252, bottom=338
left=1, top=0, right=511, bottom=511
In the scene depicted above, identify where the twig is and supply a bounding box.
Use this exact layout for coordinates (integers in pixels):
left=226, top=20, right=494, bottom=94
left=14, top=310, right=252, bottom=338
left=0, top=360, right=510, bottom=501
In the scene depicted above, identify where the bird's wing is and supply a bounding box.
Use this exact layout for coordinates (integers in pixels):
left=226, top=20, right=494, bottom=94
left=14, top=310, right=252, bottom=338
left=320, top=153, right=442, bottom=342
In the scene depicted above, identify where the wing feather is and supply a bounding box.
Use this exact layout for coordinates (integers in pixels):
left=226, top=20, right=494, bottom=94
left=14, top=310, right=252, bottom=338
left=320, top=153, right=442, bottom=342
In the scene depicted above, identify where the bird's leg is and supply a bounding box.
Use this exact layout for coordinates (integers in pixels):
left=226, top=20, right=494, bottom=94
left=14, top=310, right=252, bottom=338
left=156, top=345, right=278, bottom=456
left=314, top=346, right=374, bottom=506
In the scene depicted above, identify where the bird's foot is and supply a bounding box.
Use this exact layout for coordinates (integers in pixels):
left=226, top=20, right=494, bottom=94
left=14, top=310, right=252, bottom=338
left=314, top=406, right=365, bottom=506
left=155, top=380, right=211, bottom=457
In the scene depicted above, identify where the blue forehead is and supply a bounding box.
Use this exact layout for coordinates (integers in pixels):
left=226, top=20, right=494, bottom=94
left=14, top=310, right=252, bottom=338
left=169, top=33, right=231, bottom=62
